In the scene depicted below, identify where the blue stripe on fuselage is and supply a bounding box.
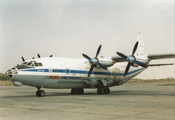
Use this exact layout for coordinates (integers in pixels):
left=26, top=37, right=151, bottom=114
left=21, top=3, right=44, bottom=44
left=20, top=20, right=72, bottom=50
left=21, top=68, right=144, bottom=76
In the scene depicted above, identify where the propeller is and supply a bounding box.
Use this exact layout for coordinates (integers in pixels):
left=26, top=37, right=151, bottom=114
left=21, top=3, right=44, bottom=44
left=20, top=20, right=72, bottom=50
left=37, top=53, right=41, bottom=58
left=117, top=41, right=147, bottom=77
left=82, top=45, right=107, bottom=78
left=37, top=53, right=53, bottom=58
left=21, top=56, right=25, bottom=62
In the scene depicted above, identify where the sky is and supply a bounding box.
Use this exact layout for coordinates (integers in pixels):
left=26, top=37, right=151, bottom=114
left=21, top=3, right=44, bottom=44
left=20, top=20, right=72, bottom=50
left=0, top=0, right=174, bottom=79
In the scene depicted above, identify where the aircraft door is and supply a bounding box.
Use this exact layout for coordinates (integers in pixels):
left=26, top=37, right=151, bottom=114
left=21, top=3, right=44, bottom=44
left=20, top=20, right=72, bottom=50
left=112, top=68, right=120, bottom=81
left=86, top=67, right=89, bottom=78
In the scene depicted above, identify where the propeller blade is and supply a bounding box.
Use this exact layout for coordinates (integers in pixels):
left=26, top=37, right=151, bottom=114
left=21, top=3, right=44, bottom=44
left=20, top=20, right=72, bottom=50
left=95, top=45, right=102, bottom=58
left=21, top=56, right=25, bottom=62
left=132, top=41, right=138, bottom=56
left=133, top=60, right=147, bottom=68
left=37, top=54, right=41, bottom=58
left=88, top=65, right=94, bottom=78
left=117, top=52, right=127, bottom=59
left=124, top=63, right=130, bottom=77
left=50, top=55, right=53, bottom=57
left=82, top=54, right=91, bottom=60
left=96, top=62, right=107, bottom=70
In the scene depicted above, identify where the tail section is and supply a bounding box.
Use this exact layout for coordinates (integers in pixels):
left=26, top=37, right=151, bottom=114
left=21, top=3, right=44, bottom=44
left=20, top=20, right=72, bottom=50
left=136, top=33, right=145, bottom=55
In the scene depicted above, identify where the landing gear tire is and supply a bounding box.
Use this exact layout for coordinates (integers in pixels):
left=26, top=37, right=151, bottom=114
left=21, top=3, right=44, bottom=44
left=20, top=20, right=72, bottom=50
left=71, top=88, right=84, bottom=94
left=36, top=90, right=45, bottom=97
left=104, top=87, right=110, bottom=94
left=97, top=87, right=105, bottom=94
left=97, top=87, right=110, bottom=94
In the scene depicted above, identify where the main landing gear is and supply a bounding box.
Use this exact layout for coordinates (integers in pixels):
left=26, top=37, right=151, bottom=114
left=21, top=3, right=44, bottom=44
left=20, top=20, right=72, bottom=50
left=70, top=87, right=110, bottom=95
left=96, top=80, right=110, bottom=94
left=97, top=87, right=110, bottom=94
left=36, top=88, right=45, bottom=97
left=71, top=88, right=84, bottom=94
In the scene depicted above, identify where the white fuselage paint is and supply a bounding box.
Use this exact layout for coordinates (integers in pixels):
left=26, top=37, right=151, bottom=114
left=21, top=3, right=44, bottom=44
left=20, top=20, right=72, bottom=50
left=11, top=57, right=146, bottom=89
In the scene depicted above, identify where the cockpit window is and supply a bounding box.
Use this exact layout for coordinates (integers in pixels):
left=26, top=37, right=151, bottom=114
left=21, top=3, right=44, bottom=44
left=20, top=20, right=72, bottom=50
left=31, top=63, right=35, bottom=67
left=21, top=61, right=43, bottom=67
left=34, top=63, right=38, bottom=66
left=23, top=62, right=28, bottom=65
left=27, top=61, right=32, bottom=66
left=38, top=63, right=43, bottom=66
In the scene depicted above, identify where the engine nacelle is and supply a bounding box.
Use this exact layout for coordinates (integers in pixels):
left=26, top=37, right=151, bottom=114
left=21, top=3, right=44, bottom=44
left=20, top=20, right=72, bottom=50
left=128, top=55, right=149, bottom=67
left=98, top=56, right=115, bottom=68
left=135, top=55, right=149, bottom=64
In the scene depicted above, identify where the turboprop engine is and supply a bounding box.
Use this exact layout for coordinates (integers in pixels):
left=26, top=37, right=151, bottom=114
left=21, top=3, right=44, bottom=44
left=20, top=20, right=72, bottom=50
left=98, top=57, right=115, bottom=68
left=117, top=41, right=148, bottom=77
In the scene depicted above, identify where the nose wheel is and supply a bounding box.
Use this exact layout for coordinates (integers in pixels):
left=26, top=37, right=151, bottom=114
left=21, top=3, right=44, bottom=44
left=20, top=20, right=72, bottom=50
left=36, top=88, right=45, bottom=97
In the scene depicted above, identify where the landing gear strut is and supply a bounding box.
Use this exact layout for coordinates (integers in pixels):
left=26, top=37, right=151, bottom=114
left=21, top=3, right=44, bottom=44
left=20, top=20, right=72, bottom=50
left=71, top=88, right=84, bottom=94
left=36, top=88, right=45, bottom=97
left=97, top=87, right=110, bottom=94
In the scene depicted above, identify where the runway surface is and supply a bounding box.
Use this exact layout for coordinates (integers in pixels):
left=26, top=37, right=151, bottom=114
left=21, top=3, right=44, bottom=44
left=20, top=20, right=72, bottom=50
left=0, top=82, right=174, bottom=120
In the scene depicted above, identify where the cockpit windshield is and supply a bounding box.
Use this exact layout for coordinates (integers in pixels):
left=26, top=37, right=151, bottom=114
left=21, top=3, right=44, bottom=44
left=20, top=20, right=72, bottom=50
left=16, top=60, right=43, bottom=70
left=22, top=61, right=43, bottom=67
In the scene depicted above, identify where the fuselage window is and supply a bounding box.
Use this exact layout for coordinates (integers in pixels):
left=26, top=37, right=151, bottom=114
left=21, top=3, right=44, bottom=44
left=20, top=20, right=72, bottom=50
left=71, top=70, right=73, bottom=73
left=66, top=69, right=70, bottom=74
left=52, top=69, right=55, bottom=72
left=59, top=70, right=61, bottom=72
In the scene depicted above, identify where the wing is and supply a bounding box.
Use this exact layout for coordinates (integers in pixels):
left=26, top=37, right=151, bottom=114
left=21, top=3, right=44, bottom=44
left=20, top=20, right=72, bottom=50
left=147, top=63, right=174, bottom=67
left=112, top=53, right=175, bottom=63
left=147, top=53, right=175, bottom=60
left=111, top=56, right=126, bottom=62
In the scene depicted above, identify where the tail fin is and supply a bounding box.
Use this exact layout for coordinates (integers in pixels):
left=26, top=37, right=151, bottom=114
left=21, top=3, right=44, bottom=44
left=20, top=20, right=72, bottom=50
left=136, top=33, right=145, bottom=55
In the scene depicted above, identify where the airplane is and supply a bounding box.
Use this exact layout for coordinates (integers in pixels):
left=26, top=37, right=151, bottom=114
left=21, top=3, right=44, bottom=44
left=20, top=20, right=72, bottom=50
left=6, top=33, right=175, bottom=97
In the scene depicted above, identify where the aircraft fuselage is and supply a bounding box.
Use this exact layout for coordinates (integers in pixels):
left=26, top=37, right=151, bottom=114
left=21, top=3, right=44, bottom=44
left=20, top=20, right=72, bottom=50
left=7, top=57, right=145, bottom=89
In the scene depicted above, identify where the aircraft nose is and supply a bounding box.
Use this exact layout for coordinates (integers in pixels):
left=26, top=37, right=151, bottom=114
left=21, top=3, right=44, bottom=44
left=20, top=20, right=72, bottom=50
left=6, top=67, right=18, bottom=79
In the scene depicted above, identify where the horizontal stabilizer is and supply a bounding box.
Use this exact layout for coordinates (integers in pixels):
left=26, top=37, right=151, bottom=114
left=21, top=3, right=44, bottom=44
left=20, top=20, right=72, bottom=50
left=147, top=54, right=175, bottom=60
left=147, top=63, right=174, bottom=67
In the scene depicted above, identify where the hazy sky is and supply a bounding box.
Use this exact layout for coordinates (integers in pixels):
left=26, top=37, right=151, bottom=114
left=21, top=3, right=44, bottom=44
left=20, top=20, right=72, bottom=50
left=0, top=0, right=174, bottom=79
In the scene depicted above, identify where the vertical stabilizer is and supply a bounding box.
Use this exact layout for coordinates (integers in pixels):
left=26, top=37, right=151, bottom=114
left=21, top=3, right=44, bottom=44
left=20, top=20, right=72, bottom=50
left=136, top=33, right=145, bottom=55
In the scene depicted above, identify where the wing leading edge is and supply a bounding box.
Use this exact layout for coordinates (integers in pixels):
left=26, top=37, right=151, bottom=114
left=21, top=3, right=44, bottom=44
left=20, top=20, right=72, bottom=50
left=147, top=53, right=175, bottom=60
left=112, top=53, right=175, bottom=63
left=147, top=63, right=174, bottom=67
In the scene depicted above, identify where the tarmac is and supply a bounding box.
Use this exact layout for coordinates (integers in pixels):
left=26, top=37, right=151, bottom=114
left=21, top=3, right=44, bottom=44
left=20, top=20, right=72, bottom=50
left=0, top=82, right=174, bottom=120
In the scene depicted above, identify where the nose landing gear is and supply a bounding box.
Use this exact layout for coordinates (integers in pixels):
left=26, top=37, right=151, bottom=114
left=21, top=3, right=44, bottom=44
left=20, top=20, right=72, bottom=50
left=36, top=88, right=45, bottom=97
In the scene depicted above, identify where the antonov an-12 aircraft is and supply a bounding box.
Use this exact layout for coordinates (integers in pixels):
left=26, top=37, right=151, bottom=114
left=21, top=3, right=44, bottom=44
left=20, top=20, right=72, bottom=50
left=6, top=33, right=175, bottom=97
